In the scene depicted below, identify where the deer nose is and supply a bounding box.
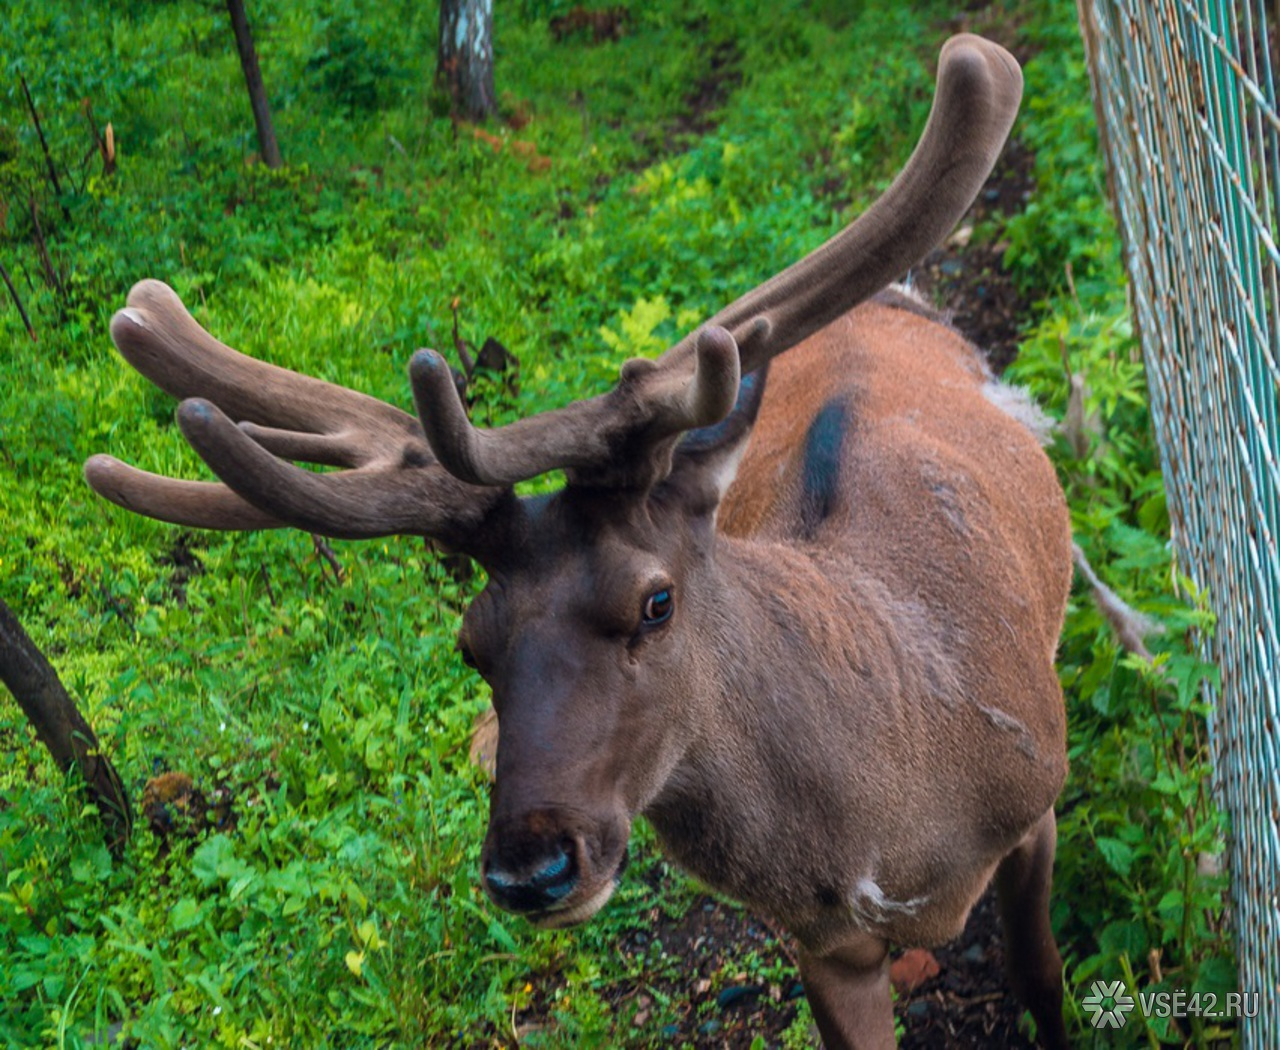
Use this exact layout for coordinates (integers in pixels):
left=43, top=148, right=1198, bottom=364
left=483, top=841, right=579, bottom=913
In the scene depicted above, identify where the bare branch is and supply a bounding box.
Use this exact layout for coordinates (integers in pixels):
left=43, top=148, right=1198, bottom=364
left=18, top=72, right=69, bottom=218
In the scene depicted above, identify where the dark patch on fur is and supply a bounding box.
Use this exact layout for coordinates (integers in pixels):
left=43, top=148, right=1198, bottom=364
left=816, top=884, right=842, bottom=908
left=799, top=397, right=852, bottom=538
left=930, top=479, right=970, bottom=537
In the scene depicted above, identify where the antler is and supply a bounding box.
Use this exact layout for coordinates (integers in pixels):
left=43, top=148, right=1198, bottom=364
left=86, top=34, right=1021, bottom=528
left=667, top=33, right=1024, bottom=375
left=403, top=34, right=1023, bottom=487
left=85, top=280, right=505, bottom=544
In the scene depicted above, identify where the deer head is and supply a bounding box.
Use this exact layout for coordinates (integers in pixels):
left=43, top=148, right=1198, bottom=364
left=86, top=40, right=1063, bottom=1043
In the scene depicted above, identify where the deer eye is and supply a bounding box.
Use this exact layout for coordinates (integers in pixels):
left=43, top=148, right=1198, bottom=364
left=642, top=589, right=674, bottom=626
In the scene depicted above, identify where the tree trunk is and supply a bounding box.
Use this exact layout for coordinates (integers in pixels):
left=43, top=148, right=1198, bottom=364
left=225, top=0, right=283, bottom=168
left=438, top=0, right=496, bottom=122
left=0, top=599, right=132, bottom=853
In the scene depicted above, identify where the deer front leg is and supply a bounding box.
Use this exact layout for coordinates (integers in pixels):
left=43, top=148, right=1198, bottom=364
left=798, top=934, right=894, bottom=1050
left=995, top=808, right=1069, bottom=1050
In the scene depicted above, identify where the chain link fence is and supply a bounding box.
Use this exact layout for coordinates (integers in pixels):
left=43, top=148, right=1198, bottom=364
left=1077, top=1, right=1280, bottom=1044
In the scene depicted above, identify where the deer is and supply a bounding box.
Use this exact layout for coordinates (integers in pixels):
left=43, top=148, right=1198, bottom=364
left=83, top=35, right=1070, bottom=1049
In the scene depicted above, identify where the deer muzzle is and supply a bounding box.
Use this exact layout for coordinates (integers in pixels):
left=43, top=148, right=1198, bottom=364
left=481, top=808, right=630, bottom=927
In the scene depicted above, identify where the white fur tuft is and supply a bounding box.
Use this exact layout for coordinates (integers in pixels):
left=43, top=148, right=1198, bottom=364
left=983, top=381, right=1056, bottom=446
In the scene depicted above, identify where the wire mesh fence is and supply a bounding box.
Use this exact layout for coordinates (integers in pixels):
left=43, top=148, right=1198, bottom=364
left=1077, top=1, right=1280, bottom=1044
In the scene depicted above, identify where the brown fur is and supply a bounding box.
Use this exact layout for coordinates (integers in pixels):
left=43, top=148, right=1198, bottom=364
left=693, top=301, right=1071, bottom=946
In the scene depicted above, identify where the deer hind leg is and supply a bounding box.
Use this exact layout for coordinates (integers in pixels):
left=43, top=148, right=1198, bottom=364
left=995, top=808, right=1069, bottom=1050
left=798, top=934, right=895, bottom=1050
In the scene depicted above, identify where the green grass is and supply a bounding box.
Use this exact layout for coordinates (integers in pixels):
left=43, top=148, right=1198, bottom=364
left=0, top=1, right=1233, bottom=1046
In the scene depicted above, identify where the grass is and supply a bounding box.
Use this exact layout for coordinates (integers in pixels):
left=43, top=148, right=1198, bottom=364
left=0, top=1, right=1233, bottom=1046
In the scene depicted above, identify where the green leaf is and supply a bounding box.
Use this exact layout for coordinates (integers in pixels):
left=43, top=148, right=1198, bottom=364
left=1099, top=920, right=1148, bottom=959
left=1196, top=956, right=1238, bottom=999
left=191, top=834, right=247, bottom=885
left=1095, top=836, right=1134, bottom=877
left=170, top=898, right=201, bottom=931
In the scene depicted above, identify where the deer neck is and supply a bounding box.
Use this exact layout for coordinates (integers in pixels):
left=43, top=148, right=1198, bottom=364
left=644, top=535, right=954, bottom=925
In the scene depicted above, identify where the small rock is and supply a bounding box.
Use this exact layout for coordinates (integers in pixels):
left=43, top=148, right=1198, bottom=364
left=717, top=984, right=764, bottom=1009
left=890, top=948, right=941, bottom=996
left=694, top=978, right=712, bottom=995
left=633, top=1009, right=650, bottom=1027
left=907, top=1000, right=931, bottom=1020
left=962, top=943, right=986, bottom=964
left=698, top=1019, right=722, bottom=1035
left=660, top=1024, right=679, bottom=1039
left=946, top=224, right=974, bottom=248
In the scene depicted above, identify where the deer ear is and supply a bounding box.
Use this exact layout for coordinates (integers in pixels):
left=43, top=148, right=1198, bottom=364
left=665, top=365, right=769, bottom=511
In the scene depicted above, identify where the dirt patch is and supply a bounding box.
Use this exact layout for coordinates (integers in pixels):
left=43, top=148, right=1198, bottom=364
left=897, top=893, right=1037, bottom=1049
left=671, top=36, right=743, bottom=143
left=939, top=2, right=1046, bottom=65
left=910, top=137, right=1036, bottom=374
left=491, top=859, right=1038, bottom=1048
left=632, top=30, right=743, bottom=159
left=155, top=531, right=205, bottom=604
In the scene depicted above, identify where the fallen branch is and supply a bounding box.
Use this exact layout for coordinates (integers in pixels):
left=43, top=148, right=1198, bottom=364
left=0, top=259, right=36, bottom=341
left=0, top=598, right=132, bottom=853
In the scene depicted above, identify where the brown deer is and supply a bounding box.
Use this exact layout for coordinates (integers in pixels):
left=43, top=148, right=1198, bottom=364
left=84, top=35, right=1070, bottom=1049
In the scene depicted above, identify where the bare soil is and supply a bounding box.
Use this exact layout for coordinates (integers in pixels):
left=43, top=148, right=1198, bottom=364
left=910, top=134, right=1036, bottom=376
left=506, top=870, right=1038, bottom=1047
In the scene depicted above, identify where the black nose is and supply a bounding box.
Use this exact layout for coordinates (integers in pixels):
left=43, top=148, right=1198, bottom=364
left=484, top=841, right=579, bottom=913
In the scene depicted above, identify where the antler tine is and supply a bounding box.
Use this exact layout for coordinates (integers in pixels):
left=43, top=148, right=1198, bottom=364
left=84, top=454, right=283, bottom=530
left=168, top=399, right=499, bottom=540
left=110, top=281, right=417, bottom=437
left=409, top=326, right=740, bottom=487
left=87, top=280, right=507, bottom=545
left=661, top=34, right=1024, bottom=376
